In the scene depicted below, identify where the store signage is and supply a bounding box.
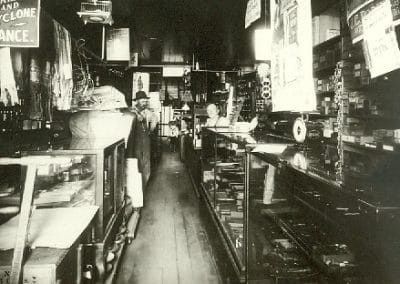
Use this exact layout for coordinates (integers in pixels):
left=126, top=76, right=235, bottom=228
left=132, top=72, right=150, bottom=101
left=245, top=0, right=261, bottom=29
left=162, top=65, right=184, bottom=77
left=106, top=28, right=130, bottom=61
left=0, top=0, right=40, bottom=47
left=347, top=0, right=400, bottom=43
left=362, top=0, right=400, bottom=78
left=270, top=0, right=316, bottom=112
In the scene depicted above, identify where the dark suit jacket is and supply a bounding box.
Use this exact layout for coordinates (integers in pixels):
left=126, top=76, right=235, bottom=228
left=126, top=110, right=151, bottom=187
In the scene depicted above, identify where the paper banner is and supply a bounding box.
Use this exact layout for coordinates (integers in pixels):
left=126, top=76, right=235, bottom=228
left=270, top=0, right=316, bottom=112
left=361, top=0, right=400, bottom=78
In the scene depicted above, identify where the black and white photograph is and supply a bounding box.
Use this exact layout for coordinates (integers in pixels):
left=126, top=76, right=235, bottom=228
left=1, top=0, right=400, bottom=283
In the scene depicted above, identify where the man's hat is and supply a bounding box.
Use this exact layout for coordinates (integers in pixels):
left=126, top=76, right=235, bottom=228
left=134, top=91, right=149, bottom=100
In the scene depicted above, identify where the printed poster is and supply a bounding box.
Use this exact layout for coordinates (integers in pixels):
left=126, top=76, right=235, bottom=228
left=132, top=72, right=149, bottom=100
left=0, top=0, right=41, bottom=47
left=106, top=28, right=130, bottom=61
left=347, top=0, right=400, bottom=43
left=270, top=0, right=316, bottom=112
left=362, top=0, right=400, bottom=78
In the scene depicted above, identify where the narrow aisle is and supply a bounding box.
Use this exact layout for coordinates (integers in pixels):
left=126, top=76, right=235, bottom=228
left=117, top=152, right=221, bottom=284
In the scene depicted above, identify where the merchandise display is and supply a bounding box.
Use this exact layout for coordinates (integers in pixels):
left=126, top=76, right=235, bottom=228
left=3, top=0, right=400, bottom=282
left=0, top=138, right=128, bottom=283
left=199, top=128, right=400, bottom=283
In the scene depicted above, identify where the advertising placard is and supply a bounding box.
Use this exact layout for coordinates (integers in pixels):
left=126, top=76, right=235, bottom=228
left=0, top=0, right=40, bottom=47
left=362, top=0, right=400, bottom=78
left=270, top=0, right=316, bottom=112
left=132, top=72, right=150, bottom=101
left=106, top=28, right=130, bottom=61
left=347, top=0, right=400, bottom=43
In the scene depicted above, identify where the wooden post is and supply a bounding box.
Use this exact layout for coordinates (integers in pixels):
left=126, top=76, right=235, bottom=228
left=10, top=165, right=36, bottom=284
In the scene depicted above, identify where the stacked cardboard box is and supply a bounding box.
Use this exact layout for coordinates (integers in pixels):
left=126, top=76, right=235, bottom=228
left=373, top=129, right=394, bottom=143
left=353, top=63, right=370, bottom=86
left=315, top=75, right=335, bottom=93
left=394, top=129, right=400, bottom=144
left=313, top=44, right=341, bottom=72
left=322, top=118, right=338, bottom=138
left=312, top=6, right=340, bottom=46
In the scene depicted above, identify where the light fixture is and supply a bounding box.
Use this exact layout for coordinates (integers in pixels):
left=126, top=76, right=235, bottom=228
left=254, top=28, right=271, bottom=61
left=182, top=102, right=190, bottom=111
left=77, top=0, right=113, bottom=25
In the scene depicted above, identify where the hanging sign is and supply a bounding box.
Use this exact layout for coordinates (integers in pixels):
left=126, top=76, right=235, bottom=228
left=0, top=0, right=40, bottom=47
left=245, top=0, right=261, bottom=28
left=270, top=0, right=316, bottom=112
left=106, top=28, right=130, bottom=61
left=347, top=0, right=400, bottom=43
left=362, top=0, right=400, bottom=78
left=163, top=65, right=184, bottom=77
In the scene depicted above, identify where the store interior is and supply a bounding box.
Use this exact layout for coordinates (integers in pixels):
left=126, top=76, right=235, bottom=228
left=1, top=0, right=400, bottom=283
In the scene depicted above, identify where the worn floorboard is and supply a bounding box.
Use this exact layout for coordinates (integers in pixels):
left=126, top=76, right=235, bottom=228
left=116, top=152, right=221, bottom=284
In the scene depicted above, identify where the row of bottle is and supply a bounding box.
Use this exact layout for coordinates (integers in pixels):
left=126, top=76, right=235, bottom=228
left=0, top=106, right=23, bottom=131
left=0, top=106, right=49, bottom=131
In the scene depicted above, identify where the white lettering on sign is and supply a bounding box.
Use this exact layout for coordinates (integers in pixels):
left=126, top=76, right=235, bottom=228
left=0, top=29, right=30, bottom=42
left=0, top=8, right=36, bottom=23
left=0, top=2, right=19, bottom=11
left=0, top=0, right=40, bottom=47
left=0, top=0, right=17, bottom=4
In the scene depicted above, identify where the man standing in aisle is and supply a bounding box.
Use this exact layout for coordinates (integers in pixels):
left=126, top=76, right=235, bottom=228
left=126, top=91, right=157, bottom=208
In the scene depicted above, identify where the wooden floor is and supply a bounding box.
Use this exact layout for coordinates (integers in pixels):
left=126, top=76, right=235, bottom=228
left=116, top=152, right=221, bottom=284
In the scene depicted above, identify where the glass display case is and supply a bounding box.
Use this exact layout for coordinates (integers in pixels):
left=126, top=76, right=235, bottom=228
left=0, top=157, right=97, bottom=284
left=9, top=138, right=128, bottom=283
left=203, top=128, right=247, bottom=272
left=247, top=151, right=334, bottom=283
left=246, top=145, right=388, bottom=283
left=21, top=138, right=126, bottom=241
left=200, top=128, right=291, bottom=283
left=201, top=128, right=400, bottom=283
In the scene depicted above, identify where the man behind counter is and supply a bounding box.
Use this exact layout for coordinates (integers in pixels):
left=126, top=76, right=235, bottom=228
left=205, top=103, right=229, bottom=127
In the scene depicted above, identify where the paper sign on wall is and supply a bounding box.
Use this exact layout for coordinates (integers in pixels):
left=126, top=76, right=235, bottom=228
left=361, top=0, right=400, bottom=78
left=245, top=0, right=261, bottom=28
left=0, top=0, right=41, bottom=47
left=106, top=28, right=130, bottom=61
left=132, top=72, right=149, bottom=100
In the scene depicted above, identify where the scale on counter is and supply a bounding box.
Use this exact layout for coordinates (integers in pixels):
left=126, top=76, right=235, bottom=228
left=293, top=117, right=307, bottom=143
left=292, top=115, right=324, bottom=144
